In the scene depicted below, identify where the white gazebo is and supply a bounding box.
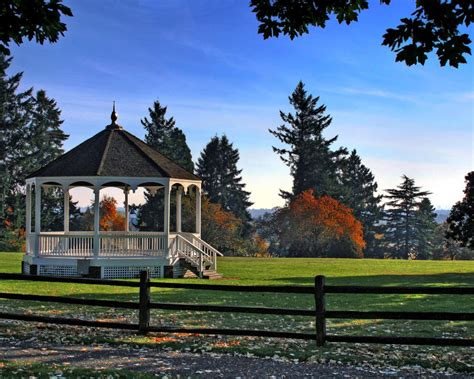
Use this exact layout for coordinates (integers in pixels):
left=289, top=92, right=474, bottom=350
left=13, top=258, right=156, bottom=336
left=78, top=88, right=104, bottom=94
left=22, top=107, right=222, bottom=279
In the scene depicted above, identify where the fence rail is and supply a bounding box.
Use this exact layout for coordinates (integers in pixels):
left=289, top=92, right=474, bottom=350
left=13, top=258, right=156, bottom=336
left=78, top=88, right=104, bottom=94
left=0, top=272, right=472, bottom=347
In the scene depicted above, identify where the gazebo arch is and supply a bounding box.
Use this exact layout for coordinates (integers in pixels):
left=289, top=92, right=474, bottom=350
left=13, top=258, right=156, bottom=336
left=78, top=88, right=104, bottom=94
left=22, top=106, right=222, bottom=279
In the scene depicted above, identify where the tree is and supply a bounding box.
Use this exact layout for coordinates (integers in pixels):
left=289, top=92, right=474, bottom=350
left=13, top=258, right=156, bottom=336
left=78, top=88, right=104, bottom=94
left=382, top=175, right=432, bottom=259
left=414, top=197, right=438, bottom=259
left=446, top=171, right=474, bottom=249
left=99, top=195, right=125, bottom=231
left=250, top=0, right=472, bottom=67
left=0, top=55, right=69, bottom=249
left=1, top=0, right=73, bottom=55
left=270, top=81, right=346, bottom=200
left=141, top=100, right=193, bottom=172
left=277, top=189, right=365, bottom=258
left=138, top=101, right=194, bottom=231
left=182, top=194, right=244, bottom=255
left=0, top=54, right=32, bottom=237
left=196, top=135, right=253, bottom=235
left=432, top=223, right=474, bottom=260
left=339, top=149, right=383, bottom=257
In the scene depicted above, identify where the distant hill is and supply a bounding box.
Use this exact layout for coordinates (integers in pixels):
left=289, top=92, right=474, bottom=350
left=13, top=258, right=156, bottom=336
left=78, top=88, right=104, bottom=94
left=435, top=209, right=450, bottom=224
left=249, top=208, right=451, bottom=223
left=249, top=208, right=277, bottom=219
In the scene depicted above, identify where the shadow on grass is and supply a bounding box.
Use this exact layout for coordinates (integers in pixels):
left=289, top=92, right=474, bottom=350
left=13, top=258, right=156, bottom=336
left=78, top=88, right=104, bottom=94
left=269, top=272, right=474, bottom=287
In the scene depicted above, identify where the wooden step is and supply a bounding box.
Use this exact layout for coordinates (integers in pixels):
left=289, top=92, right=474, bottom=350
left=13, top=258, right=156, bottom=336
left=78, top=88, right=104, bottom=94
left=201, top=270, right=223, bottom=280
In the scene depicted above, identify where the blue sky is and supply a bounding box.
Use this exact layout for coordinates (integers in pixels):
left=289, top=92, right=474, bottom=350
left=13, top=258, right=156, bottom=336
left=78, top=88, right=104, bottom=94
left=9, top=0, right=473, bottom=209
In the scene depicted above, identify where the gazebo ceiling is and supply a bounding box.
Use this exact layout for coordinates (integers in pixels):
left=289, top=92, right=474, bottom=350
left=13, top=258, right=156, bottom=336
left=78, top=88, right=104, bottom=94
left=27, top=108, right=199, bottom=181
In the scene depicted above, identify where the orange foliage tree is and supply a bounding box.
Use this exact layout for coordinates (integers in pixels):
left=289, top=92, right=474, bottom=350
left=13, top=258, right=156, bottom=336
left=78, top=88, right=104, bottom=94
left=99, top=195, right=125, bottom=231
left=278, top=189, right=365, bottom=258
left=182, top=195, right=269, bottom=256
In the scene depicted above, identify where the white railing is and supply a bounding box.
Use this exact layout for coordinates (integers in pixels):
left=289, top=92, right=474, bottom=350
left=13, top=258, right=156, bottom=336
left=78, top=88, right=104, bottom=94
left=180, top=232, right=222, bottom=270
left=38, top=234, right=94, bottom=257
left=34, top=232, right=167, bottom=258
left=99, top=233, right=167, bottom=257
left=173, top=233, right=222, bottom=272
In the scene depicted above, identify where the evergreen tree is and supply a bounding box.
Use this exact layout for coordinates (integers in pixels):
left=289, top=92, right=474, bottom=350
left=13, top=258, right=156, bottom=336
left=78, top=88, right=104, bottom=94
left=446, top=171, right=474, bottom=249
left=0, top=56, right=70, bottom=248
left=141, top=100, right=193, bottom=172
left=270, top=81, right=347, bottom=200
left=339, top=149, right=383, bottom=257
left=196, top=135, right=253, bottom=235
left=138, top=101, right=194, bottom=231
left=414, top=197, right=438, bottom=259
left=382, top=175, right=431, bottom=259
left=0, top=54, right=32, bottom=237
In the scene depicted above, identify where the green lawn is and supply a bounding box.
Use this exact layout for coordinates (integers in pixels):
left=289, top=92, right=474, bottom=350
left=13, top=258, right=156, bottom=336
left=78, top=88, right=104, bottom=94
left=1, top=252, right=473, bottom=372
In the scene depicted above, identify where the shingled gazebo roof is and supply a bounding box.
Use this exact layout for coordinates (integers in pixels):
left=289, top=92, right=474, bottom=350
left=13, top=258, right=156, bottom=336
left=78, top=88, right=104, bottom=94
left=27, top=108, right=199, bottom=181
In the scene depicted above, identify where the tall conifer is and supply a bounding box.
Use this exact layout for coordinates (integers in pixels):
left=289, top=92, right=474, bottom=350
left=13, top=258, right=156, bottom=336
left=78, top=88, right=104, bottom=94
left=383, top=175, right=431, bottom=259
left=196, top=135, right=253, bottom=235
left=339, top=149, right=383, bottom=256
left=270, top=81, right=346, bottom=200
left=138, top=101, right=194, bottom=231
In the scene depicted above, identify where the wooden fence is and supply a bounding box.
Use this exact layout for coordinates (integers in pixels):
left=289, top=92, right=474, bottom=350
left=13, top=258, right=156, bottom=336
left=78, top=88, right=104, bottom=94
left=0, top=272, right=472, bottom=347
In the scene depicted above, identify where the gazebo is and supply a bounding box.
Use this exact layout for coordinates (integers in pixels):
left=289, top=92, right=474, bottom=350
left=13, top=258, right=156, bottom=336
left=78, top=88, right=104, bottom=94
left=22, top=106, right=222, bottom=279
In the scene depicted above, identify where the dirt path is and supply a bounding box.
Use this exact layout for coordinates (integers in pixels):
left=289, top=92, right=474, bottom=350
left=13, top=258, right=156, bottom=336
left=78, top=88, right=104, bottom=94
left=0, top=338, right=470, bottom=378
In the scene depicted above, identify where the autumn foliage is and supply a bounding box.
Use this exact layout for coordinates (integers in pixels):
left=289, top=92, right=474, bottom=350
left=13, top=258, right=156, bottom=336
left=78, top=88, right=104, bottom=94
left=278, top=190, right=365, bottom=258
left=99, top=195, right=125, bottom=231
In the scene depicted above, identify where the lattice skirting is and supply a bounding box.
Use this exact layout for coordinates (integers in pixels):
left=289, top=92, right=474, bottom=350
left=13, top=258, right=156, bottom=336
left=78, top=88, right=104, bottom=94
left=39, top=264, right=78, bottom=277
left=102, top=266, right=162, bottom=279
left=22, top=262, right=31, bottom=275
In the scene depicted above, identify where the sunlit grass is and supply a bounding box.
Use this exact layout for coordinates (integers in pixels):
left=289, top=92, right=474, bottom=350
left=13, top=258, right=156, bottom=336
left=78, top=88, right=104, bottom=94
left=0, top=252, right=473, bottom=370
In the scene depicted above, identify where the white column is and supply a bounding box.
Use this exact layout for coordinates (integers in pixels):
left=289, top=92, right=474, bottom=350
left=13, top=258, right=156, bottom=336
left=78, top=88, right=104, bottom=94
left=63, top=186, right=70, bottom=233
left=124, top=187, right=130, bottom=232
left=163, top=183, right=170, bottom=235
left=195, top=187, right=201, bottom=235
left=93, top=187, right=100, bottom=257
left=25, top=184, right=32, bottom=254
left=163, top=182, right=171, bottom=258
left=176, top=187, right=182, bottom=233
left=34, top=184, right=41, bottom=257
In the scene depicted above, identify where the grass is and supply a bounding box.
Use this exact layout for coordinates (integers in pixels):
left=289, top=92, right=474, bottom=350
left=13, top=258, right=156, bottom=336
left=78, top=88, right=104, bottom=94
left=0, top=252, right=473, bottom=373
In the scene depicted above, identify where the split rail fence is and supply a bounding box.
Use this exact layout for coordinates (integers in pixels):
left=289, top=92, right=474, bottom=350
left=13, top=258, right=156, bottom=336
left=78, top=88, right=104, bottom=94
left=0, top=272, right=472, bottom=346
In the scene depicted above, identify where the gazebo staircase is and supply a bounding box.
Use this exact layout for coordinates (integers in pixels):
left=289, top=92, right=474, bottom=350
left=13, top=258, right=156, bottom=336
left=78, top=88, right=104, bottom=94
left=173, top=234, right=223, bottom=279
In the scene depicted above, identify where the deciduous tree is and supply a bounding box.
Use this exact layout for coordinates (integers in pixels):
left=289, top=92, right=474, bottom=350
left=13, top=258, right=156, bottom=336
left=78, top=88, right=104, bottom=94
left=277, top=189, right=365, bottom=258
left=1, top=0, right=73, bottom=55
left=250, top=0, right=472, bottom=67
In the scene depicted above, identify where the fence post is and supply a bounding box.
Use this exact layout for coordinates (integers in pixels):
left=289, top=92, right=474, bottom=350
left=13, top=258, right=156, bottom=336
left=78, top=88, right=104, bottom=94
left=315, top=275, right=326, bottom=347
left=138, top=270, right=150, bottom=335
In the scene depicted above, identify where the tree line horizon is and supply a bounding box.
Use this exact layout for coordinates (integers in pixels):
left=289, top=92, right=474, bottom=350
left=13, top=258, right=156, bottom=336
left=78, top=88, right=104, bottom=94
left=1, top=55, right=472, bottom=259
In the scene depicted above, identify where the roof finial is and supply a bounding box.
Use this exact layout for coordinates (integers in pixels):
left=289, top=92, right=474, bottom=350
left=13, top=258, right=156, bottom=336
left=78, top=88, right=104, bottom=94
left=106, top=101, right=123, bottom=130
left=111, top=101, right=118, bottom=124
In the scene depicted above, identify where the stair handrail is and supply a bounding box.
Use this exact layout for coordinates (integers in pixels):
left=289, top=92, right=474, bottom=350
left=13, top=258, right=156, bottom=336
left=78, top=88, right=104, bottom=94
left=175, top=234, right=213, bottom=272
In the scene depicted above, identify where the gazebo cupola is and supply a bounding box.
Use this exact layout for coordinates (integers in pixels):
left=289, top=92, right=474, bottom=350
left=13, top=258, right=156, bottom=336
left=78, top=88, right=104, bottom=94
left=23, top=106, right=222, bottom=279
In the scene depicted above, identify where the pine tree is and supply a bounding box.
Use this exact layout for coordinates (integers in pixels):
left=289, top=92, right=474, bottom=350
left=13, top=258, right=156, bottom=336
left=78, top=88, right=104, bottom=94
left=196, top=135, right=253, bottom=235
left=138, top=101, right=194, bottom=231
left=414, top=197, right=438, bottom=259
left=0, top=57, right=69, bottom=247
left=270, top=81, right=347, bottom=200
left=339, top=149, right=383, bottom=257
left=446, top=171, right=474, bottom=249
left=0, top=54, right=32, bottom=238
left=141, top=100, right=193, bottom=172
left=382, top=175, right=431, bottom=259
